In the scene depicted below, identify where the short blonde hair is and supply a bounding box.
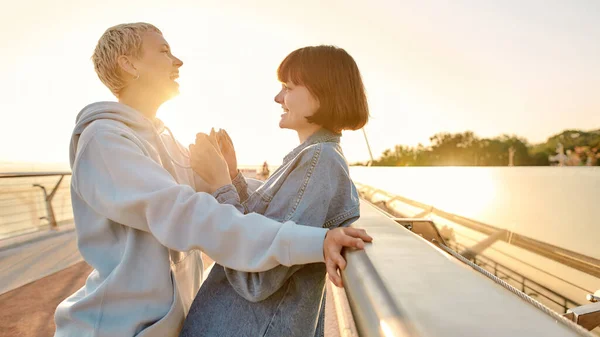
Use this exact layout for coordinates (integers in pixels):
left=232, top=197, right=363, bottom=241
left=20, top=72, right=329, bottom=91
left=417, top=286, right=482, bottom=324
left=92, top=23, right=162, bottom=97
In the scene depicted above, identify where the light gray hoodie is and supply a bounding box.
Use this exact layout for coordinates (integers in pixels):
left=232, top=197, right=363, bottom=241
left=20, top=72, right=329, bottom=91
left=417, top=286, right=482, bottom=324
left=54, top=102, right=327, bottom=337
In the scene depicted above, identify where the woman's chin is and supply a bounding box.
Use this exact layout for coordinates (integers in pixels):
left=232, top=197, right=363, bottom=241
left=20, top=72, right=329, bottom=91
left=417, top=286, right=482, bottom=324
left=279, top=123, right=296, bottom=130
left=279, top=119, right=287, bottom=129
left=164, top=82, right=180, bottom=98
left=164, top=88, right=180, bottom=101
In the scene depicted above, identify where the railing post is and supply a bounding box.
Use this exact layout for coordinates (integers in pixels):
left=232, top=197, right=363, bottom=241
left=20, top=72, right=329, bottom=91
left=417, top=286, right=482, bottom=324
left=361, top=128, right=374, bottom=167
left=33, top=175, right=64, bottom=230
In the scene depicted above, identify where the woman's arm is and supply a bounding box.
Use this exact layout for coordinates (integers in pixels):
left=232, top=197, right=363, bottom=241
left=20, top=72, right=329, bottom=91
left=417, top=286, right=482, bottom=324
left=73, top=128, right=332, bottom=272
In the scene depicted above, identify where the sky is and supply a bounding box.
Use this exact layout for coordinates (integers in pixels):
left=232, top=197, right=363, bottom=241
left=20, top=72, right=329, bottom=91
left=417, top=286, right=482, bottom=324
left=0, top=0, right=599, bottom=165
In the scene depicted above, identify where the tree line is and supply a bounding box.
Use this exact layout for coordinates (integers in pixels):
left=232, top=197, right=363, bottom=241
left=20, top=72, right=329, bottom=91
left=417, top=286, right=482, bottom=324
left=360, top=129, right=600, bottom=167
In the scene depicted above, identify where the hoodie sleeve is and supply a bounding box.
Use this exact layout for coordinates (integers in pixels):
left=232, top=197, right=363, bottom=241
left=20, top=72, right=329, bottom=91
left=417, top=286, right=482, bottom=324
left=71, top=129, right=326, bottom=271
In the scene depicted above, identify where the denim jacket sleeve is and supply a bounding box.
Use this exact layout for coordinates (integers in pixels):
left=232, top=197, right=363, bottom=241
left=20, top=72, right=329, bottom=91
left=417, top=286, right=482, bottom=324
left=231, top=172, right=264, bottom=204
left=212, top=184, right=244, bottom=213
left=222, top=143, right=358, bottom=302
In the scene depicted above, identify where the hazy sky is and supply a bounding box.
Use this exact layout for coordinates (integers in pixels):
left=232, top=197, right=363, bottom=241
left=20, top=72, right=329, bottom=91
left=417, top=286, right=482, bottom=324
left=1, top=0, right=599, bottom=165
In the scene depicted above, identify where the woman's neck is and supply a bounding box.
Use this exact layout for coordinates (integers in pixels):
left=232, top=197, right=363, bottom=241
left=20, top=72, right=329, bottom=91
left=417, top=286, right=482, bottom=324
left=118, top=89, right=163, bottom=119
left=296, top=125, right=322, bottom=144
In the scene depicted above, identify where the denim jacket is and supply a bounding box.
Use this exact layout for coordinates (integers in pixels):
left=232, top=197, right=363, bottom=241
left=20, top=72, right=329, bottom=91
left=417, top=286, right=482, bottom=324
left=180, top=128, right=360, bottom=337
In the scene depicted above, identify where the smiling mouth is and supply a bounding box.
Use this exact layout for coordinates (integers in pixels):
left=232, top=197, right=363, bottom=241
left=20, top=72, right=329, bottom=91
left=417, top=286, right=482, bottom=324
left=170, top=73, right=179, bottom=80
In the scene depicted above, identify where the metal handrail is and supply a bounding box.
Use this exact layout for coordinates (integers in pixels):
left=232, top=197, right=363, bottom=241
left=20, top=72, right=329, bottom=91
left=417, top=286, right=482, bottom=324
left=343, top=201, right=589, bottom=337
left=0, top=171, right=71, bottom=179
left=0, top=171, right=72, bottom=238
left=387, top=214, right=582, bottom=315
left=342, top=247, right=417, bottom=337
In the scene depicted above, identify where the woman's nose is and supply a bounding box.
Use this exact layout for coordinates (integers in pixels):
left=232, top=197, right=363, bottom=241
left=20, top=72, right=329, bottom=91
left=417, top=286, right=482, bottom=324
left=274, top=89, right=284, bottom=103
left=173, top=55, right=183, bottom=67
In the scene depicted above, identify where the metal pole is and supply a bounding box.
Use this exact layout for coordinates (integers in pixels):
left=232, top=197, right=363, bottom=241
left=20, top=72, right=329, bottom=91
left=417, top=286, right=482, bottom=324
left=33, top=175, right=64, bottom=230
left=362, top=128, right=375, bottom=167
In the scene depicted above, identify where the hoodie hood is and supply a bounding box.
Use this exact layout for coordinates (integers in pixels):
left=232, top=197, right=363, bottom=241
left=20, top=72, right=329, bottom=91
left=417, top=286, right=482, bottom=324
left=69, top=101, right=166, bottom=168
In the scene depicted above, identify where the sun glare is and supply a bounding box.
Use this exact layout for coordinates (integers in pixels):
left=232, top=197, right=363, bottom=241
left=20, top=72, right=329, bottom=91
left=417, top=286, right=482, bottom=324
left=428, top=167, right=497, bottom=217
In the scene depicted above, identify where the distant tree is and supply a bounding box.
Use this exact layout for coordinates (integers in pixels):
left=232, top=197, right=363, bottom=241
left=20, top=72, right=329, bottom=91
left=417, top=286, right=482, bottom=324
left=369, top=128, right=599, bottom=167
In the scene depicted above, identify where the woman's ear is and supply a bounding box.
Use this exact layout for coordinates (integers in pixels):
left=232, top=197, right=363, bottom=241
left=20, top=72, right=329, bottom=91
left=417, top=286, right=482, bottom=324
left=117, top=55, right=138, bottom=79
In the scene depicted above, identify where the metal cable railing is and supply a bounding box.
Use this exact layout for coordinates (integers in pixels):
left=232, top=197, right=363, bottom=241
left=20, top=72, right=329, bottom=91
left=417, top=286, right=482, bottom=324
left=448, top=240, right=581, bottom=314
left=0, top=172, right=73, bottom=240
left=450, top=230, right=595, bottom=294
left=436, top=240, right=596, bottom=337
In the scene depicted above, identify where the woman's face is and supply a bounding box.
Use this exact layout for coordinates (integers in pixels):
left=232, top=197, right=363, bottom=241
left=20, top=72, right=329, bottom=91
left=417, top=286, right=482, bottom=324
left=129, top=32, right=183, bottom=101
left=274, top=81, right=320, bottom=132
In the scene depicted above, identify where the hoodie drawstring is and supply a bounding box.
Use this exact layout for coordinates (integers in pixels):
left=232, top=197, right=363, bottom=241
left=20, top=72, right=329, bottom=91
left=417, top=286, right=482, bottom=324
left=153, top=125, right=192, bottom=170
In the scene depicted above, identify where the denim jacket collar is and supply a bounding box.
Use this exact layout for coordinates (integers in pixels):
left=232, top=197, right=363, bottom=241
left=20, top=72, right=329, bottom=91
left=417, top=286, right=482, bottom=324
left=283, top=128, right=341, bottom=164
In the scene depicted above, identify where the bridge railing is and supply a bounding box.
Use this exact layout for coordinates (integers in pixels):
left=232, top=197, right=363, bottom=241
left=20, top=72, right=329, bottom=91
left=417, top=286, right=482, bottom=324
left=0, top=172, right=73, bottom=240
left=342, top=201, right=594, bottom=337
left=447, top=240, right=581, bottom=314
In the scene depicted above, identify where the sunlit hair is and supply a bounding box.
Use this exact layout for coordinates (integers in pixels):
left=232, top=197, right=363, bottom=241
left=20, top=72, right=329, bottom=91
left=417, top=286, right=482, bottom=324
left=277, top=45, right=369, bottom=132
left=92, top=22, right=162, bottom=97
